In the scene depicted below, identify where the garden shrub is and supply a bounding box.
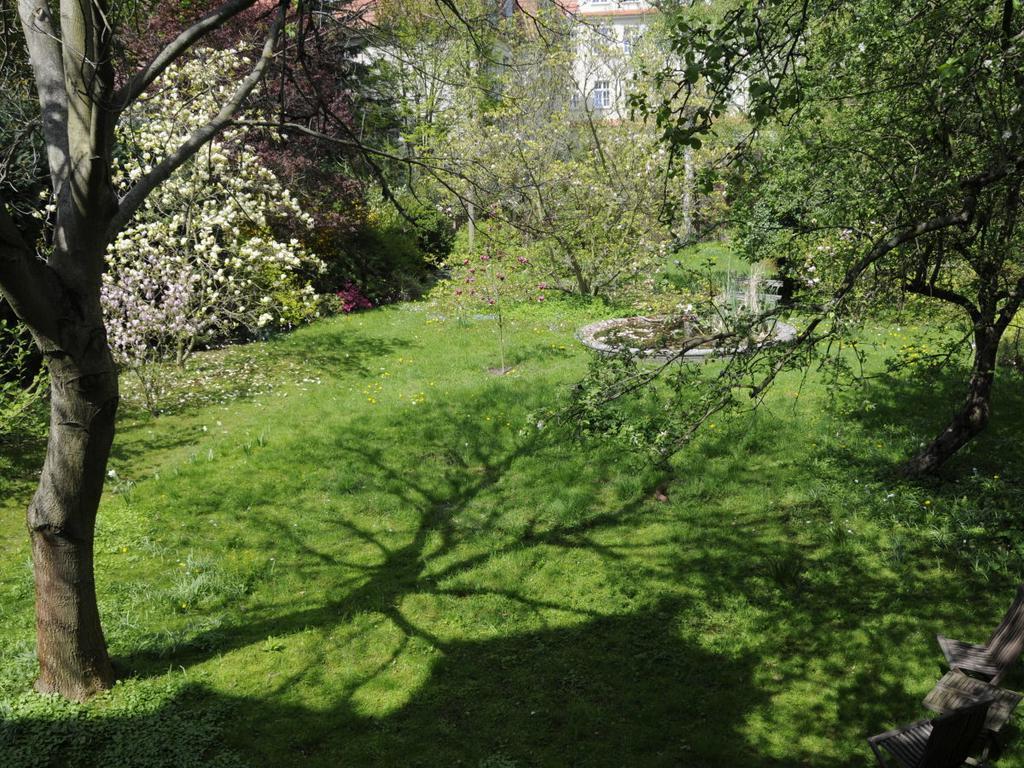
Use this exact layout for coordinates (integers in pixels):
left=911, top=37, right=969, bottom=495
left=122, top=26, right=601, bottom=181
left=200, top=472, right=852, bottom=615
left=102, top=49, right=324, bottom=375
left=335, top=284, right=375, bottom=313
left=313, top=193, right=450, bottom=305
left=0, top=311, right=46, bottom=440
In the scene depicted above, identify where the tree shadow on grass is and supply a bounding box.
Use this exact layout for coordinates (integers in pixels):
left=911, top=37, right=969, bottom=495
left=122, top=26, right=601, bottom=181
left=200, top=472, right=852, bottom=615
left=10, top=465, right=1014, bottom=767
left=114, top=327, right=412, bottom=424
left=119, top=402, right=667, bottom=671
left=816, top=364, right=1024, bottom=582
left=108, top=328, right=412, bottom=472
left=13, top=373, right=1024, bottom=766
left=654, top=497, right=994, bottom=763
left=264, top=325, right=415, bottom=376
left=504, top=342, right=576, bottom=368
left=832, top=363, right=1024, bottom=481
left=224, top=598, right=777, bottom=767
left=0, top=600, right=774, bottom=768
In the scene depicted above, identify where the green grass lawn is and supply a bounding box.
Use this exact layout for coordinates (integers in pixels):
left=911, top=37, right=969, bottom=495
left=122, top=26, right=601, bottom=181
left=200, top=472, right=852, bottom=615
left=2, top=302, right=1024, bottom=766
left=661, top=240, right=766, bottom=288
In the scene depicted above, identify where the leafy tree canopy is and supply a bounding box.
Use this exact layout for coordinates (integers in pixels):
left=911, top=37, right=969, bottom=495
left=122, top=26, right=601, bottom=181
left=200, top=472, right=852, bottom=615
left=596, top=0, right=1024, bottom=475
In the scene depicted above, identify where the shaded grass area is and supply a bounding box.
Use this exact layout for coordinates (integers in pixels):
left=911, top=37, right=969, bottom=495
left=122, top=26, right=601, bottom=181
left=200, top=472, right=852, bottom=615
left=661, top=240, right=766, bottom=295
left=2, top=304, right=1024, bottom=766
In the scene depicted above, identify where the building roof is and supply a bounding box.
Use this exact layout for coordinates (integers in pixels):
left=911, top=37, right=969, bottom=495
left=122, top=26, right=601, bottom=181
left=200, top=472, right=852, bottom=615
left=347, top=1, right=658, bottom=26
left=558, top=1, right=658, bottom=16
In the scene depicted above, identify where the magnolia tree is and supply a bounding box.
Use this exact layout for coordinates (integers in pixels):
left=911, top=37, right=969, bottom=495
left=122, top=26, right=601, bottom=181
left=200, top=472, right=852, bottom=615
left=102, top=50, right=322, bottom=403
left=430, top=225, right=542, bottom=373
left=0, top=0, right=292, bottom=700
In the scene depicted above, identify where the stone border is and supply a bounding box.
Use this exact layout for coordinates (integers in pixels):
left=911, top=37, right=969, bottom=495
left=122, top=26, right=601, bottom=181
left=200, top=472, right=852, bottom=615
left=577, top=316, right=797, bottom=362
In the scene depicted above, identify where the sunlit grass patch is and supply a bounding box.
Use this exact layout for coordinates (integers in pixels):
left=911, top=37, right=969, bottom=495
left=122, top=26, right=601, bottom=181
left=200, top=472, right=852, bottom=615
left=3, top=301, right=1024, bottom=766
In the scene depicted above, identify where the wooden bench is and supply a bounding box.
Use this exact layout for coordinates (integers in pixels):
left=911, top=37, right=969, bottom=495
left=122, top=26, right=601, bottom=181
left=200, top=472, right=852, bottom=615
left=938, top=584, right=1024, bottom=686
left=867, top=698, right=993, bottom=768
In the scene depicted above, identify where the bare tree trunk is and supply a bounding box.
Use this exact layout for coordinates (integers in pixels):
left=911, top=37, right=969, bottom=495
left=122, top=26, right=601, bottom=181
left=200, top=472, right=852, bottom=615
left=29, top=313, right=118, bottom=701
left=567, top=251, right=591, bottom=296
left=903, top=324, right=1000, bottom=476
left=681, top=146, right=695, bottom=243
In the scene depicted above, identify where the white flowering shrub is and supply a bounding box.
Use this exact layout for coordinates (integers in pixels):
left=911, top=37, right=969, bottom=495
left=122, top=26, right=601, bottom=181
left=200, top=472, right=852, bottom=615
left=103, top=49, right=323, bottom=375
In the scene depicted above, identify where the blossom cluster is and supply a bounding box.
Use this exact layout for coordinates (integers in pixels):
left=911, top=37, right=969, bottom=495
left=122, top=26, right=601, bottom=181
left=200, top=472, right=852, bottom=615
left=431, top=231, right=543, bottom=316
left=336, top=283, right=374, bottom=313
left=102, top=50, right=324, bottom=368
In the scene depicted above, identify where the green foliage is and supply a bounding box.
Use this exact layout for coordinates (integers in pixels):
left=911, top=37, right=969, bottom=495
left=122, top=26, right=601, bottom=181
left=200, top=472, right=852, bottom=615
left=653, top=0, right=1024, bottom=322
left=0, top=677, right=246, bottom=768
left=315, top=195, right=448, bottom=304
left=399, top=196, right=456, bottom=264
left=430, top=118, right=677, bottom=300
left=0, top=320, right=45, bottom=440
left=392, top=6, right=710, bottom=304
left=615, top=0, right=1024, bottom=471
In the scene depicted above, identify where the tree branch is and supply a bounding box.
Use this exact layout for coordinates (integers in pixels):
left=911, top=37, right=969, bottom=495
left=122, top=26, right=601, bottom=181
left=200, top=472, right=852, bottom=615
left=107, top=1, right=287, bottom=239
left=17, top=0, right=70, bottom=194
left=113, top=0, right=262, bottom=114
left=749, top=205, right=977, bottom=399
left=238, top=120, right=428, bottom=166
left=235, top=120, right=484, bottom=220
left=903, top=281, right=981, bottom=323
left=0, top=198, right=60, bottom=339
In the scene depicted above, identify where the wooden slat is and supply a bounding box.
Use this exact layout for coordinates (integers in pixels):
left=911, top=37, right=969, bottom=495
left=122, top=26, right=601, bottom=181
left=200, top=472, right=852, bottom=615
left=878, top=722, right=931, bottom=766
left=937, top=583, right=1024, bottom=684
left=923, top=670, right=1022, bottom=733
left=869, top=698, right=993, bottom=768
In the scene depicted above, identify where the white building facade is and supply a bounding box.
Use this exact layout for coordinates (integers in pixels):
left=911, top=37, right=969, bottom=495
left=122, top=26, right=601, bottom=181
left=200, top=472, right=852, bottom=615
left=563, top=0, right=658, bottom=119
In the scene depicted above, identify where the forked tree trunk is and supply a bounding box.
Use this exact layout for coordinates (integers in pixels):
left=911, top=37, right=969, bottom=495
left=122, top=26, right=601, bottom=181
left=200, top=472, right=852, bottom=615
left=28, top=313, right=119, bottom=700
left=6, top=0, right=286, bottom=704
left=567, top=251, right=591, bottom=296
left=903, top=324, right=1001, bottom=477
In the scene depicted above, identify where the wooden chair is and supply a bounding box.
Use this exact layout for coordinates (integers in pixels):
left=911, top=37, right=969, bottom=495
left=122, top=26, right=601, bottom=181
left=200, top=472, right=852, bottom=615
left=867, top=698, right=993, bottom=768
left=938, top=584, right=1024, bottom=685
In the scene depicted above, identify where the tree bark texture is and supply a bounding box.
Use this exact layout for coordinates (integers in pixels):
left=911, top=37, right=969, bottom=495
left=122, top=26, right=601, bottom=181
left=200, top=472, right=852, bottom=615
left=28, top=311, right=118, bottom=701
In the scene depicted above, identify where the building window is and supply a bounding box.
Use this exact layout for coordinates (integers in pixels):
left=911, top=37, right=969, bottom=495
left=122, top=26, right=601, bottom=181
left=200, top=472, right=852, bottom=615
left=623, top=26, right=641, bottom=54
left=592, top=80, right=611, bottom=109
